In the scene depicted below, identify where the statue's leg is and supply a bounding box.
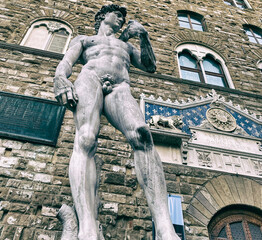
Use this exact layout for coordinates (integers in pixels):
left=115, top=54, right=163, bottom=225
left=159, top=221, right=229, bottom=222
left=70, top=72, right=103, bottom=240
left=104, top=82, right=180, bottom=240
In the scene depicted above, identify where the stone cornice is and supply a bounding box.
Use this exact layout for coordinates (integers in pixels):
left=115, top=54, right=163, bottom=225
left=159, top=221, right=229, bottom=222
left=1, top=41, right=261, bottom=100
left=0, top=41, right=64, bottom=60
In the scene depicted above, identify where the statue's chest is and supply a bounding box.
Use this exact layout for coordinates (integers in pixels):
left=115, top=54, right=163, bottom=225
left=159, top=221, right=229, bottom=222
left=84, top=36, right=128, bottom=51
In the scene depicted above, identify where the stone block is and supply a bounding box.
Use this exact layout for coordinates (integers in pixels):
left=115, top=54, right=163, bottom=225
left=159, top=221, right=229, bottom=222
left=19, top=227, right=35, bottom=239
left=125, top=176, right=137, bottom=189
left=46, top=218, right=62, bottom=231
left=27, top=160, right=47, bottom=172
left=102, top=202, right=118, bottom=215
left=2, top=140, right=23, bottom=150
left=33, top=173, right=53, bottom=183
left=187, top=205, right=209, bottom=226
left=5, top=213, right=21, bottom=225
left=139, top=206, right=151, bottom=219
left=165, top=173, right=177, bottom=181
left=42, top=185, right=60, bottom=195
left=180, top=183, right=193, bottom=195
left=133, top=219, right=144, bottom=230
left=0, top=225, right=17, bottom=240
left=136, top=197, right=148, bottom=206
left=34, top=229, right=56, bottom=240
left=54, top=165, right=68, bottom=177
left=18, top=214, right=33, bottom=227
left=187, top=176, right=207, bottom=185
left=17, top=171, right=34, bottom=181
left=118, top=204, right=139, bottom=218
left=101, top=192, right=126, bottom=203
left=53, top=195, right=72, bottom=208
left=32, top=193, right=54, bottom=205
left=41, top=206, right=58, bottom=217
left=60, top=186, right=71, bottom=195
left=125, top=196, right=136, bottom=205
left=102, top=184, right=133, bottom=196
left=7, top=189, right=33, bottom=203
left=0, top=157, right=18, bottom=168
left=52, top=176, right=70, bottom=186
left=166, top=181, right=180, bottom=193
left=104, top=172, right=125, bottom=185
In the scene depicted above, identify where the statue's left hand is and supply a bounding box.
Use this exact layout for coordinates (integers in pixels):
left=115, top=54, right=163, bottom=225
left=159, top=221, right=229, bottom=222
left=121, top=20, right=148, bottom=41
left=54, top=76, right=78, bottom=111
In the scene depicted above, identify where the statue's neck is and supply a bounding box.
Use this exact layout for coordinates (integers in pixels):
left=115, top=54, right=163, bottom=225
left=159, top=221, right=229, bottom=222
left=97, top=22, right=116, bottom=37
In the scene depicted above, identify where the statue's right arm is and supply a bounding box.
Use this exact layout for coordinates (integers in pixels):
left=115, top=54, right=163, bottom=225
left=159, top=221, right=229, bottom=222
left=54, top=36, right=84, bottom=111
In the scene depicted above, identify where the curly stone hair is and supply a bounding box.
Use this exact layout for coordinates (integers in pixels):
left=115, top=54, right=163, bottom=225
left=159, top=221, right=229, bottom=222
left=94, top=4, right=127, bottom=34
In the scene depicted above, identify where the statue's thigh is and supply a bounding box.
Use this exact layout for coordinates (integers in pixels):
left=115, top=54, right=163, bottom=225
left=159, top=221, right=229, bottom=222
left=103, top=83, right=146, bottom=135
left=73, top=74, right=103, bottom=131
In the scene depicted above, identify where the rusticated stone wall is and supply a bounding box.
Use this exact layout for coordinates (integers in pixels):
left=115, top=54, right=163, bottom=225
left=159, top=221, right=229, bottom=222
left=0, top=0, right=262, bottom=94
left=0, top=0, right=261, bottom=239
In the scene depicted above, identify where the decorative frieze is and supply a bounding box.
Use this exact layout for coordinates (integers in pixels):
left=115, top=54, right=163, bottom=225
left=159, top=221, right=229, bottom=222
left=141, top=90, right=262, bottom=178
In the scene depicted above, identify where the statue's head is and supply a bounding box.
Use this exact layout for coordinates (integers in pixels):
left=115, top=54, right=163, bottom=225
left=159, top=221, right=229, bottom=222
left=95, top=4, right=127, bottom=34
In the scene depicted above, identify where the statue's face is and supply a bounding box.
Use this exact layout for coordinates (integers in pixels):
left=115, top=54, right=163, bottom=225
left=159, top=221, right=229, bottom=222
left=103, top=11, right=124, bottom=32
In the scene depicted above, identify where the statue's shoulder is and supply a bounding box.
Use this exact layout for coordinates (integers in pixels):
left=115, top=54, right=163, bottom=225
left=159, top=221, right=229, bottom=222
left=69, top=35, right=90, bottom=48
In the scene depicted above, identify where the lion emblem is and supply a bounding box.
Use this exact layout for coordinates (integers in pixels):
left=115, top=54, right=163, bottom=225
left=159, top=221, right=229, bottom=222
left=148, top=115, right=183, bottom=130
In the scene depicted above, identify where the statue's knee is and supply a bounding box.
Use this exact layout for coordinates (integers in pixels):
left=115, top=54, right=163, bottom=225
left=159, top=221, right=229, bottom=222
left=129, top=126, right=153, bottom=150
left=78, top=131, right=97, bottom=152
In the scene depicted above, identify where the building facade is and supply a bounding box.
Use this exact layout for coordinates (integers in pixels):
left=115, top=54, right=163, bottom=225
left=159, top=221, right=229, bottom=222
left=0, top=0, right=261, bottom=239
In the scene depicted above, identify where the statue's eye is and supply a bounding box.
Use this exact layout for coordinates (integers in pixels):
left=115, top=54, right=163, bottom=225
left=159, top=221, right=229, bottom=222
left=117, top=12, right=122, bottom=18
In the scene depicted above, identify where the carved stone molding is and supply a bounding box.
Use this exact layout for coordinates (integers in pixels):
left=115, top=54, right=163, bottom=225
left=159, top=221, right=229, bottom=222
left=181, top=140, right=189, bottom=165
left=197, top=151, right=212, bottom=168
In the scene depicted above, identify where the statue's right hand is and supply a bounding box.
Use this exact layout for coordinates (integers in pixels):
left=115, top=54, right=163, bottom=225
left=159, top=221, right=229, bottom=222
left=54, top=76, right=78, bottom=111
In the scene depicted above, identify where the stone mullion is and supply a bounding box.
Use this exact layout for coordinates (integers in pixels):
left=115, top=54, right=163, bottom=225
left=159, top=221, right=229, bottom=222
left=242, top=219, right=252, bottom=240
left=198, top=60, right=207, bottom=84
left=225, top=223, right=233, bottom=240
left=249, top=28, right=260, bottom=44
left=187, top=13, right=193, bottom=30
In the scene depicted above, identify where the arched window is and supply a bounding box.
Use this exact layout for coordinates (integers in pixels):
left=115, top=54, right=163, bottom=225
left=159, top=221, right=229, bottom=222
left=177, top=44, right=233, bottom=88
left=179, top=51, right=203, bottom=82
left=21, top=20, right=72, bottom=53
left=244, top=25, right=262, bottom=45
left=203, top=55, right=227, bottom=87
left=177, top=11, right=205, bottom=31
left=209, top=205, right=262, bottom=240
left=224, top=0, right=251, bottom=9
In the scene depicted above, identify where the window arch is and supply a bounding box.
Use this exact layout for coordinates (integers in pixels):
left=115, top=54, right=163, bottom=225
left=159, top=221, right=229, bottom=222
left=176, top=44, right=233, bottom=88
left=244, top=25, right=262, bottom=45
left=208, top=205, right=262, bottom=240
left=177, top=11, right=205, bottom=31
left=21, top=20, right=72, bottom=53
left=224, top=0, right=251, bottom=9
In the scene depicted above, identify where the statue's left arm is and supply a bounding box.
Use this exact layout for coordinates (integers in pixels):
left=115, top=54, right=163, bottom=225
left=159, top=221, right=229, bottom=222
left=120, top=20, right=156, bottom=73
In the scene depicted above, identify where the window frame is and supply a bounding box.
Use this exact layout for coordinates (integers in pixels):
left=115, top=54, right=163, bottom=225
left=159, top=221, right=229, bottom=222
left=203, top=55, right=229, bottom=88
left=179, top=51, right=205, bottom=83
left=20, top=19, right=72, bottom=54
left=176, top=44, right=234, bottom=88
left=177, top=11, right=206, bottom=32
left=244, top=25, right=262, bottom=45
left=224, top=0, right=251, bottom=9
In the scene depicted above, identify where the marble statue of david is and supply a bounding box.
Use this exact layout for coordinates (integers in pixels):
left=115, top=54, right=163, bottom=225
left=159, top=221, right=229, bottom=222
left=54, top=4, right=179, bottom=240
